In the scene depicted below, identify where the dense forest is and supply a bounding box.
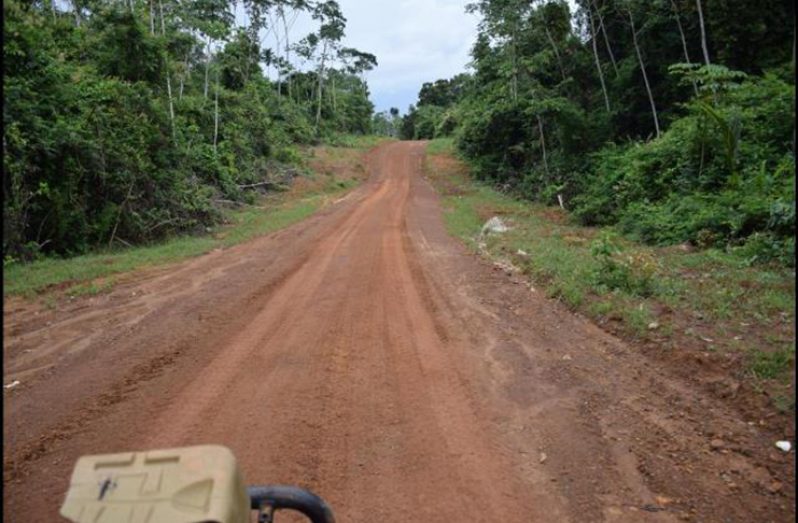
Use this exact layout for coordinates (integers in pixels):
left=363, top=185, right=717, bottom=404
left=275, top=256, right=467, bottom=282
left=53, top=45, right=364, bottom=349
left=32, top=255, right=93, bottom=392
left=402, top=0, right=795, bottom=265
left=4, top=0, right=376, bottom=260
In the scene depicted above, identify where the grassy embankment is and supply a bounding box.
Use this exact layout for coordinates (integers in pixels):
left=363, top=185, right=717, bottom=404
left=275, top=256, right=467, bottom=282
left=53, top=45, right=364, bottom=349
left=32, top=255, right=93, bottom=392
left=424, top=138, right=795, bottom=413
left=4, top=135, right=390, bottom=298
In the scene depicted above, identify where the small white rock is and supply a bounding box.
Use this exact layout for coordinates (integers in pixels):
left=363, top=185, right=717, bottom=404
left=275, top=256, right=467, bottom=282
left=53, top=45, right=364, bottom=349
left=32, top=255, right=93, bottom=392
left=516, top=249, right=529, bottom=257
left=481, top=216, right=510, bottom=236
left=647, top=321, right=660, bottom=330
left=4, top=380, right=20, bottom=390
left=562, top=354, right=572, bottom=361
left=775, top=441, right=792, bottom=452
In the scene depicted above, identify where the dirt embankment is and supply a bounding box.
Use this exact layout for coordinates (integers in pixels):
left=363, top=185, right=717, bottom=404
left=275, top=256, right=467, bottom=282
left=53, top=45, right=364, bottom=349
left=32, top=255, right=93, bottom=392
left=3, top=142, right=794, bottom=522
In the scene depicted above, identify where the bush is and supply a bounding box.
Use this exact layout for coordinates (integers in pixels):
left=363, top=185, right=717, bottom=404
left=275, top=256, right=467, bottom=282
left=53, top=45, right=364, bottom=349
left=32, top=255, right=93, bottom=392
left=570, top=72, right=795, bottom=265
left=734, top=233, right=795, bottom=267
left=590, top=234, right=658, bottom=297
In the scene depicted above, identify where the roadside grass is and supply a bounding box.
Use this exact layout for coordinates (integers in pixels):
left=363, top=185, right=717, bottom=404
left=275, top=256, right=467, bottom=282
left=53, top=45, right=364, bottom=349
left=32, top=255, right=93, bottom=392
left=424, top=138, right=795, bottom=404
left=4, top=190, right=336, bottom=298
left=324, top=133, right=394, bottom=149
left=425, top=137, right=455, bottom=155
left=3, top=138, right=388, bottom=298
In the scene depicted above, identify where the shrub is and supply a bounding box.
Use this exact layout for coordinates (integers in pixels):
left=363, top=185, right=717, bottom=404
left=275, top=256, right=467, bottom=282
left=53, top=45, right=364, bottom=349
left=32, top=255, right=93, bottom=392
left=590, top=234, right=658, bottom=297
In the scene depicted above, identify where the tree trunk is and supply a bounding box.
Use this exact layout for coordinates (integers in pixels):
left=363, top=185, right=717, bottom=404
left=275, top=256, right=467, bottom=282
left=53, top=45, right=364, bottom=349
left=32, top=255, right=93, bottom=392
left=331, top=73, right=337, bottom=115
left=670, top=0, right=699, bottom=96
left=165, top=67, right=176, bottom=142
left=109, top=183, right=135, bottom=248
left=588, top=6, right=611, bottom=112
left=536, top=114, right=550, bottom=180
left=315, top=40, right=328, bottom=131
left=542, top=23, right=567, bottom=82
left=204, top=37, right=212, bottom=99
left=281, top=8, right=292, bottom=99
left=592, top=0, right=619, bottom=76
left=628, top=9, right=661, bottom=138
left=159, top=0, right=176, bottom=142
left=213, top=70, right=220, bottom=153
left=696, top=0, right=711, bottom=65
left=511, top=23, right=519, bottom=102
left=149, top=0, right=155, bottom=34
left=270, top=13, right=282, bottom=96
left=72, top=0, right=81, bottom=27
left=179, top=51, right=190, bottom=100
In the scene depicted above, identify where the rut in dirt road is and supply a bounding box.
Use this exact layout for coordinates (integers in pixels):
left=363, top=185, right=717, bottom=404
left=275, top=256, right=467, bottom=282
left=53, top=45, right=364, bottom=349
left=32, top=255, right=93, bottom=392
left=137, top=142, right=556, bottom=521
left=4, top=142, right=794, bottom=523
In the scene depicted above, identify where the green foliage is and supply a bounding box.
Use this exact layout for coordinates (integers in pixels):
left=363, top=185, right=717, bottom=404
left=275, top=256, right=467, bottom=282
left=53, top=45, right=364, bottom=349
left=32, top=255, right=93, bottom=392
left=3, top=0, right=376, bottom=261
left=428, top=143, right=796, bottom=411
left=590, top=234, right=658, bottom=297
left=572, top=73, right=794, bottom=263
left=408, top=0, right=794, bottom=265
left=3, top=184, right=347, bottom=297
left=734, top=233, right=796, bottom=267
left=749, top=347, right=795, bottom=381
left=401, top=75, right=471, bottom=140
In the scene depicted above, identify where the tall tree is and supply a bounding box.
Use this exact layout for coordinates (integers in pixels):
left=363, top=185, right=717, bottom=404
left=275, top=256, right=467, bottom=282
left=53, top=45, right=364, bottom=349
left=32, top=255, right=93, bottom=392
left=587, top=2, right=611, bottom=111
left=158, top=0, right=176, bottom=141
left=623, top=1, right=660, bottom=138
left=591, top=0, right=619, bottom=76
left=669, top=0, right=699, bottom=95
left=311, top=0, right=346, bottom=131
left=695, top=0, right=711, bottom=65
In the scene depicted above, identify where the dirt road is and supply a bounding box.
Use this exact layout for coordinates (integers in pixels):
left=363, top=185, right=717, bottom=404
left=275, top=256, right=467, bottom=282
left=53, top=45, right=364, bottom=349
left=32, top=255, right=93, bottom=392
left=3, top=142, right=794, bottom=522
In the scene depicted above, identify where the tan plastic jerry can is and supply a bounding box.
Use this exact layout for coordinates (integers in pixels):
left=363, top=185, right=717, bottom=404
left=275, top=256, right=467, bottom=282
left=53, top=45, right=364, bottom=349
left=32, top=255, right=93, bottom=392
left=59, top=445, right=251, bottom=523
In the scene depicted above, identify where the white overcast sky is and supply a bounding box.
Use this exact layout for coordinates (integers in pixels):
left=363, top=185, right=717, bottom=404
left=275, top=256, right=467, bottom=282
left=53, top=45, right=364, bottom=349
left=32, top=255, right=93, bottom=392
left=238, top=0, right=480, bottom=114
left=326, top=0, right=481, bottom=114
left=239, top=0, right=578, bottom=115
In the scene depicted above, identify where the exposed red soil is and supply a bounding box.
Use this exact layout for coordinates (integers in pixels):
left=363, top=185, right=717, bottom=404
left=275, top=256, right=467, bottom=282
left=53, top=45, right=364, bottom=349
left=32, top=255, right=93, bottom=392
left=3, top=142, right=795, bottom=522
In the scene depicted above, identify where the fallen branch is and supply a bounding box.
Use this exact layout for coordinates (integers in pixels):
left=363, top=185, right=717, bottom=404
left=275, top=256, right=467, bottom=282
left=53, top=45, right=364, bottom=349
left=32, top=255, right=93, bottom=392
left=108, top=183, right=135, bottom=248
left=213, top=198, right=243, bottom=206
left=213, top=199, right=270, bottom=209
left=145, top=218, right=178, bottom=233
left=237, top=180, right=278, bottom=189
left=113, top=237, right=133, bottom=248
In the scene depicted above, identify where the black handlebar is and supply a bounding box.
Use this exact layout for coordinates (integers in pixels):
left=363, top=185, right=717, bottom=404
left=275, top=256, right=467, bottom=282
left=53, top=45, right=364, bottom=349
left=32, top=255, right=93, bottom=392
left=247, top=485, right=336, bottom=523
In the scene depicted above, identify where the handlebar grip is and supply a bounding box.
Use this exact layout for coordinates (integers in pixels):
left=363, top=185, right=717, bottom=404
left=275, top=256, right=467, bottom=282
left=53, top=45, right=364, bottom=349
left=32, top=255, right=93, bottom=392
left=247, top=485, right=336, bottom=523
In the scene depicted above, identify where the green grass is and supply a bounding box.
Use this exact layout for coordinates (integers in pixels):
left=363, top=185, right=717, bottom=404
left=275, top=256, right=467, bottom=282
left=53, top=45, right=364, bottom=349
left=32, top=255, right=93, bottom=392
left=4, top=178, right=354, bottom=297
left=66, top=279, right=117, bottom=298
left=424, top=138, right=796, bottom=388
left=441, top=185, right=495, bottom=247
left=772, top=393, right=796, bottom=413
left=749, top=345, right=795, bottom=381
left=425, top=137, right=455, bottom=155
left=623, top=303, right=655, bottom=338
left=325, top=133, right=395, bottom=149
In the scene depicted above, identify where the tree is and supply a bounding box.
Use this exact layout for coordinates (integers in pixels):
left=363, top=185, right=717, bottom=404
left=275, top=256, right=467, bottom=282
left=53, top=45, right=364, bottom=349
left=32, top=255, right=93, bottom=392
left=410, top=0, right=795, bottom=262
left=311, top=0, right=346, bottom=132
left=3, top=0, right=377, bottom=259
left=623, top=0, right=660, bottom=138
left=587, top=1, right=611, bottom=111
left=669, top=0, right=699, bottom=95
left=695, top=0, right=710, bottom=65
